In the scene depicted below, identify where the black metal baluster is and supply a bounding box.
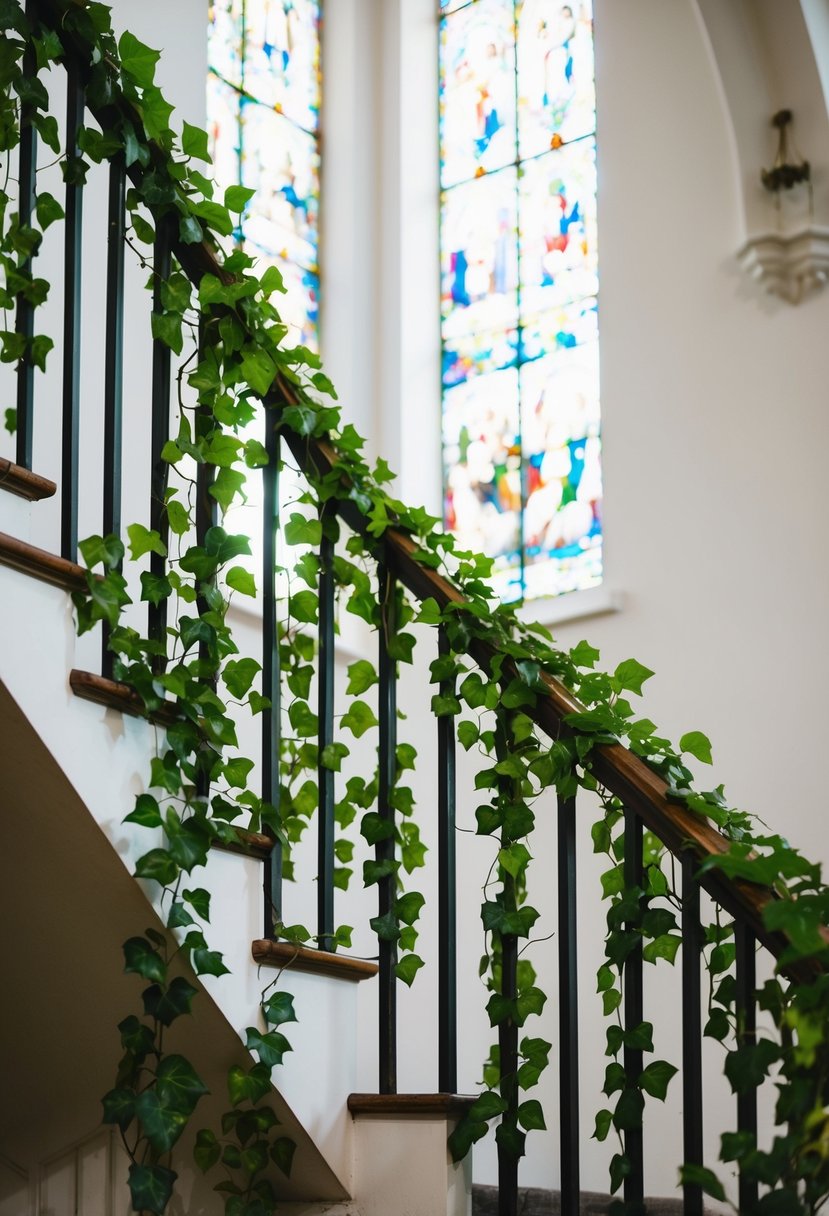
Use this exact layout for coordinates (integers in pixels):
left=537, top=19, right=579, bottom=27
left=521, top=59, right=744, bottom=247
left=101, top=157, right=126, bottom=677
left=261, top=419, right=282, bottom=937
left=623, top=807, right=645, bottom=1209
left=681, top=854, right=703, bottom=1216
left=194, top=352, right=217, bottom=799
left=494, top=713, right=519, bottom=1216
left=735, top=923, right=758, bottom=1214
left=377, top=557, right=397, bottom=1093
left=15, top=0, right=37, bottom=471
left=61, top=61, right=84, bottom=561
left=148, top=221, right=172, bottom=671
left=317, top=511, right=335, bottom=952
left=498, top=930, right=519, bottom=1216
left=437, top=624, right=457, bottom=1093
left=558, top=792, right=580, bottom=1212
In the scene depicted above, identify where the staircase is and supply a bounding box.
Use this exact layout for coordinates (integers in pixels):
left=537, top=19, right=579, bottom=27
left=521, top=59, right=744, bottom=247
left=2, top=3, right=828, bottom=1215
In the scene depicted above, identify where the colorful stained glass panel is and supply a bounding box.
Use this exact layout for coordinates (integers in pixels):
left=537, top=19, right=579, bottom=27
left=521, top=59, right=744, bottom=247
left=208, top=0, right=321, bottom=349
left=521, top=295, right=597, bottom=362
left=439, top=0, right=517, bottom=188
left=441, top=170, right=519, bottom=339
left=442, top=367, right=522, bottom=567
left=435, top=0, right=512, bottom=188
left=517, top=0, right=595, bottom=159
left=519, top=343, right=602, bottom=587
left=244, top=0, right=320, bottom=130
left=241, top=101, right=319, bottom=270
left=519, top=139, right=598, bottom=315
left=208, top=0, right=244, bottom=90
left=442, top=327, right=519, bottom=389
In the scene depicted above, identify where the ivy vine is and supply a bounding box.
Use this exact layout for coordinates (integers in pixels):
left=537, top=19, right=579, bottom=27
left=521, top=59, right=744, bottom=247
left=2, top=4, right=829, bottom=1215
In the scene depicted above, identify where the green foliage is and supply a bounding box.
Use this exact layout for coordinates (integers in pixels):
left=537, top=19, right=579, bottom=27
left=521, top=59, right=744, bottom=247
left=6, top=9, right=828, bottom=1213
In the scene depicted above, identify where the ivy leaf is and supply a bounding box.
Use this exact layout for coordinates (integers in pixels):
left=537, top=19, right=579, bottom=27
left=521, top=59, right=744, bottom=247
left=228, top=1063, right=272, bottom=1107
left=118, top=31, right=160, bottom=87
left=181, top=120, right=210, bottom=161
left=613, top=659, right=654, bottom=695
left=458, top=720, right=479, bottom=750
left=224, top=184, right=255, bottom=212
left=33, top=191, right=63, bottom=230
left=571, top=639, right=601, bottom=668
left=262, top=991, right=298, bottom=1027
left=517, top=1099, right=546, bottom=1131
left=498, top=842, right=531, bottom=879
left=284, top=513, right=322, bottom=547
left=395, top=953, right=425, bottom=986
left=102, top=1087, right=136, bottom=1131
left=192, top=198, right=233, bottom=237
left=469, top=1090, right=508, bottom=1121
left=361, top=812, right=395, bottom=845
left=183, top=888, right=211, bottom=920
left=127, top=522, right=166, bottom=560
left=642, top=933, right=682, bottom=965
left=192, top=947, right=230, bottom=978
left=609, top=1153, right=631, bottom=1195
left=270, top=1138, right=296, bottom=1177
left=370, top=910, right=400, bottom=942
left=240, top=344, right=278, bottom=396
left=679, top=730, right=713, bottom=765
left=679, top=1165, right=726, bottom=1203
left=135, top=1091, right=188, bottom=1154
left=226, top=565, right=256, bottom=597
left=142, top=976, right=198, bottom=1026
left=639, top=1059, right=677, bottom=1101
left=124, top=793, right=162, bottom=828
left=291, top=589, right=319, bottom=624
left=246, top=1027, right=292, bottom=1067
left=724, top=1039, right=779, bottom=1095
left=156, top=1054, right=209, bottom=1115
left=135, top=848, right=178, bottom=886
left=593, top=1108, right=612, bottom=1142
left=223, top=657, right=261, bottom=699
left=194, top=1129, right=221, bottom=1173
left=346, top=659, right=377, bottom=695
left=123, top=936, right=166, bottom=984
left=613, top=1087, right=644, bottom=1131
left=448, top=1116, right=488, bottom=1162
left=127, top=1164, right=176, bottom=1216
left=341, top=699, right=378, bottom=738
left=397, top=891, right=425, bottom=925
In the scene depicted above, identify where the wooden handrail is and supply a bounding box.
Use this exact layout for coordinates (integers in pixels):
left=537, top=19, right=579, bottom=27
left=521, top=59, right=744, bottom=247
left=37, top=0, right=811, bottom=973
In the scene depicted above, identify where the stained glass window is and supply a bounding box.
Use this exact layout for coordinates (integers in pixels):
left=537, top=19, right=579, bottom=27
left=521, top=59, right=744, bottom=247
left=207, top=1, right=321, bottom=351
left=439, top=0, right=602, bottom=603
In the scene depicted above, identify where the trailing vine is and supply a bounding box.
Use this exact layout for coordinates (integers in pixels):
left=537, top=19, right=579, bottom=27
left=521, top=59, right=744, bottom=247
left=2, top=3, right=829, bottom=1214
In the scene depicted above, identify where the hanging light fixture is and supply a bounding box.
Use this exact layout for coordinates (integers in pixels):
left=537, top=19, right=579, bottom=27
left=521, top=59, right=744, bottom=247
left=761, top=109, right=811, bottom=194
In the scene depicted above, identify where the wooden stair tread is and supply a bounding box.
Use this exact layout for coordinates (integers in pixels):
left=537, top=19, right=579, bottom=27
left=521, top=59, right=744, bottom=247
left=348, top=1093, right=476, bottom=1117
left=69, top=670, right=179, bottom=726
left=471, top=1187, right=718, bottom=1216
left=0, top=459, right=56, bottom=501
left=0, top=531, right=87, bottom=591
left=253, top=938, right=379, bottom=981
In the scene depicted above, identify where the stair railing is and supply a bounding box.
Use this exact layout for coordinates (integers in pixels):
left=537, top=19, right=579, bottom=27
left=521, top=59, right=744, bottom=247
left=1, top=6, right=825, bottom=1216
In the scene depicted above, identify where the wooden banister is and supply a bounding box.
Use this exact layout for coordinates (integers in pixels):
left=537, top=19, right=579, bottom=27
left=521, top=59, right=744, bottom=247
left=32, top=0, right=812, bottom=977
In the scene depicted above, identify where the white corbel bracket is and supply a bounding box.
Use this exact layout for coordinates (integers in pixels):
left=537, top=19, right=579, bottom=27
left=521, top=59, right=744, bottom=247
left=736, top=227, right=829, bottom=304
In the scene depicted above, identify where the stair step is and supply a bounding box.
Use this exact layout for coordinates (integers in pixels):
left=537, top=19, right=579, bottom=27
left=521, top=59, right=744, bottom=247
left=472, top=1186, right=713, bottom=1215
left=0, top=530, right=87, bottom=591
left=0, top=458, right=56, bottom=500
left=254, top=939, right=379, bottom=981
